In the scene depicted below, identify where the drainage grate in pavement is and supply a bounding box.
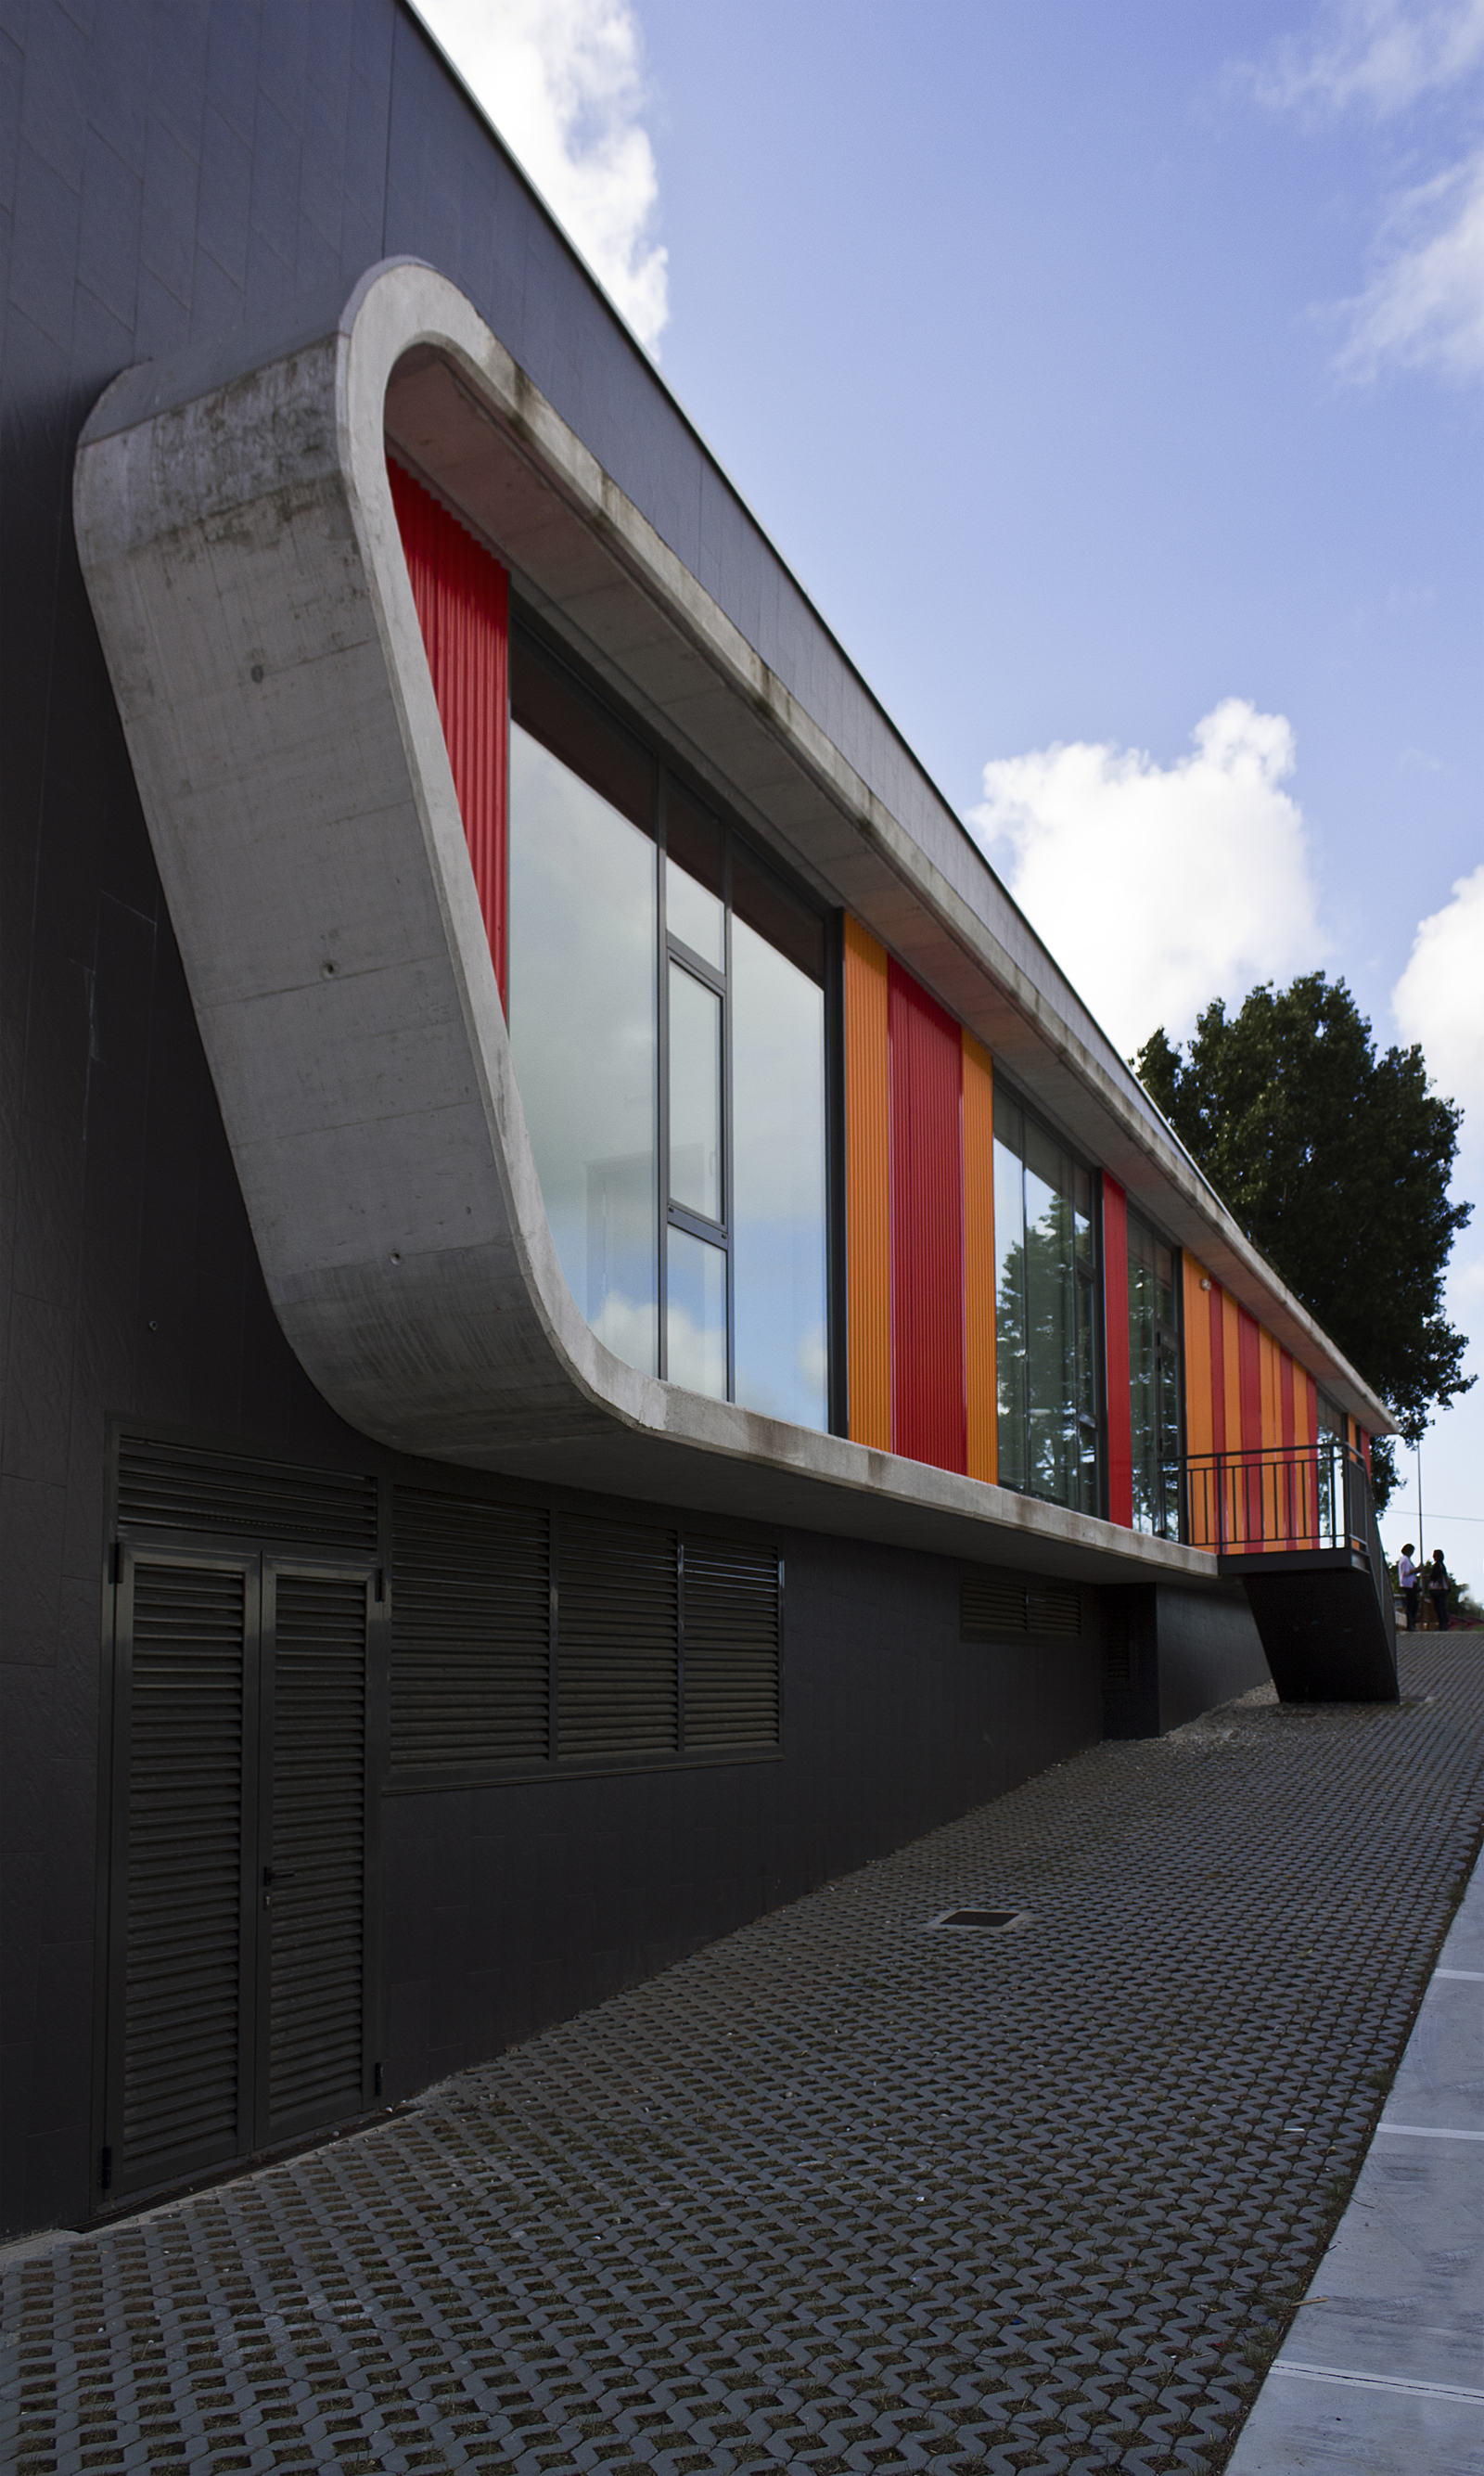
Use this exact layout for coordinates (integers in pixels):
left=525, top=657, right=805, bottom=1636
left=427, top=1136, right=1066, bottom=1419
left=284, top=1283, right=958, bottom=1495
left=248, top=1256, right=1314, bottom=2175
left=929, top=1906, right=1024, bottom=1930
left=4, top=1640, right=1482, bottom=2476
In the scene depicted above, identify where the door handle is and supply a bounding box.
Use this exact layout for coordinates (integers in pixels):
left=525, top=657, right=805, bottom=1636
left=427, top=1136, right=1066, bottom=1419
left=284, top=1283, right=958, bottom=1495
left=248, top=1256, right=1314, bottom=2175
left=262, top=1866, right=298, bottom=1884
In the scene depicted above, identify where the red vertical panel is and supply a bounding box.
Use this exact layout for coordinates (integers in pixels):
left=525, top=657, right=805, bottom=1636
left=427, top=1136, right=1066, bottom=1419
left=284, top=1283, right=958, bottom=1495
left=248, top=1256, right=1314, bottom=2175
left=1280, top=1353, right=1296, bottom=1451
left=1237, top=1311, right=1262, bottom=1454
left=1209, top=1284, right=1226, bottom=1455
left=387, top=460, right=509, bottom=1002
left=1102, top=1177, right=1132, bottom=1527
left=888, top=962, right=966, bottom=1473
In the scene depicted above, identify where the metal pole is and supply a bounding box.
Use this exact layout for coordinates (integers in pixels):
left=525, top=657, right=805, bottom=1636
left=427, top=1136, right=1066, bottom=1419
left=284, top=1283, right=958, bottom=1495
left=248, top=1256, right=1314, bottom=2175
left=1416, top=1440, right=1425, bottom=1565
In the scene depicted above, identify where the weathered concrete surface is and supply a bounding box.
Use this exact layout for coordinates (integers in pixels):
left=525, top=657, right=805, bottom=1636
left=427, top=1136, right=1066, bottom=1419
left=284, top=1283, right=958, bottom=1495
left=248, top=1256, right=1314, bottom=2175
left=1227, top=1758, right=1484, bottom=2473
left=74, top=258, right=1389, bottom=1552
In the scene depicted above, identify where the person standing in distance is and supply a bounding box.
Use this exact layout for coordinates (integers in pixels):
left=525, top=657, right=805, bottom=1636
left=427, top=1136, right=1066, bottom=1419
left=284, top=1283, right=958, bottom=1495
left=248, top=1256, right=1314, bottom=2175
left=1427, top=1548, right=1452, bottom=1634
left=1398, top=1544, right=1421, bottom=1633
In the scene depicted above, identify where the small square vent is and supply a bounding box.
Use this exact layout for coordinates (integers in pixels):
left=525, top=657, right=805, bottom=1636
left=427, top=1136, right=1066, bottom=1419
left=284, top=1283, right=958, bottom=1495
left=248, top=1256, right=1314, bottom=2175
left=930, top=1906, right=1026, bottom=1931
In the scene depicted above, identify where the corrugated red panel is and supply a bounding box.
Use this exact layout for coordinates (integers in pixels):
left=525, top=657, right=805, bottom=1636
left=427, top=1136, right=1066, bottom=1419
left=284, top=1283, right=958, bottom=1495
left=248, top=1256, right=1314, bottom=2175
left=1237, top=1309, right=1262, bottom=1454
left=888, top=961, right=965, bottom=1473
left=1102, top=1176, right=1132, bottom=1527
left=388, top=460, right=509, bottom=1002
left=1209, top=1283, right=1226, bottom=1455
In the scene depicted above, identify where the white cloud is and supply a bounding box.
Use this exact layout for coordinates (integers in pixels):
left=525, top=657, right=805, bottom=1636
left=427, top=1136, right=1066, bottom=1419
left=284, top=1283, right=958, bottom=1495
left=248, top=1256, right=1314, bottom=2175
left=418, top=0, right=669, bottom=353
left=1337, top=146, right=1484, bottom=379
left=1253, top=0, right=1484, bottom=118
left=971, top=700, right=1325, bottom=1057
left=1388, top=865, right=1484, bottom=1593
left=1247, top=3, right=1484, bottom=385
left=1392, top=861, right=1484, bottom=1131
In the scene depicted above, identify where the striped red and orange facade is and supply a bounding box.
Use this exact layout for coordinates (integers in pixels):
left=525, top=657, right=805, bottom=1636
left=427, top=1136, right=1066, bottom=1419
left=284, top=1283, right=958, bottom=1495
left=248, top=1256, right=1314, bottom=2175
left=1181, top=1251, right=1318, bottom=1473
left=390, top=471, right=1360, bottom=1533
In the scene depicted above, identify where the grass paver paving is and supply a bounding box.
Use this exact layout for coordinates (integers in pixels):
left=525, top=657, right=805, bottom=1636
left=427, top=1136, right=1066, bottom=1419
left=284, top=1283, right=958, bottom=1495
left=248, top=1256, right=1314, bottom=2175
left=4, top=1639, right=1482, bottom=2473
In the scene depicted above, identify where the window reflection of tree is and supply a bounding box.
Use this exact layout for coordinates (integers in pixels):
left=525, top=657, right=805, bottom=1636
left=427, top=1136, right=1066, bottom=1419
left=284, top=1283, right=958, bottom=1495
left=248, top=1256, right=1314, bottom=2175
left=997, top=1205, right=1097, bottom=1509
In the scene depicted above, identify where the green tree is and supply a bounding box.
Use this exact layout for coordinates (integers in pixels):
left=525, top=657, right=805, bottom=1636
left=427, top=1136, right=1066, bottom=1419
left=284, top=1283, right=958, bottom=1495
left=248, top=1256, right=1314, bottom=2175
left=1134, top=974, right=1472, bottom=1507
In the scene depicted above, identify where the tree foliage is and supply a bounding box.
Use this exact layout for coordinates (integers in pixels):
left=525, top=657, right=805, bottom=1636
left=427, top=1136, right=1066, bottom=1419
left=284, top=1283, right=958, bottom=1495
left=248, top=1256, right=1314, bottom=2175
left=1134, top=974, right=1472, bottom=1503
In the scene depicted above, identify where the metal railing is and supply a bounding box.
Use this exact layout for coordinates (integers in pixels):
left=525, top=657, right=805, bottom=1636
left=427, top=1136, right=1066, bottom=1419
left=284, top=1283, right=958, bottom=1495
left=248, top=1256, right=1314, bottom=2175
left=1183, top=1442, right=1373, bottom=1559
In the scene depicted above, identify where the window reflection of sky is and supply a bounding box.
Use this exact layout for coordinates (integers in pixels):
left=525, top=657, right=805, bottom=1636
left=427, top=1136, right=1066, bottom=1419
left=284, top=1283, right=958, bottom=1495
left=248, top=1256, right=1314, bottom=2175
left=508, top=724, right=658, bottom=1374
left=732, top=916, right=826, bottom=1429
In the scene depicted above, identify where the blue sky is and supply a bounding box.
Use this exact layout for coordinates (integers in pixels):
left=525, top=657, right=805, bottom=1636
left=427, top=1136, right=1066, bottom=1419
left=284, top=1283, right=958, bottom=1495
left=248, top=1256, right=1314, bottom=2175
left=422, top=0, right=1484, bottom=1593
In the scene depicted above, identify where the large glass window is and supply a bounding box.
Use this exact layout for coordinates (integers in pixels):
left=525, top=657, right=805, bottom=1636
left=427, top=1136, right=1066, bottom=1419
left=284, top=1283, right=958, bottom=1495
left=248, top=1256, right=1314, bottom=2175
left=508, top=676, right=658, bottom=1373
left=993, top=1090, right=1099, bottom=1512
left=1128, top=1211, right=1182, bottom=1537
left=508, top=632, right=828, bottom=1429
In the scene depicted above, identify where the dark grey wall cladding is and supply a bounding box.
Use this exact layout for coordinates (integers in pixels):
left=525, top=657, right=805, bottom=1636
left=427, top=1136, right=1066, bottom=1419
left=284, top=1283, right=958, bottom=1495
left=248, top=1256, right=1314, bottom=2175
left=0, top=0, right=1101, bottom=2243
left=382, top=1528, right=1102, bottom=2099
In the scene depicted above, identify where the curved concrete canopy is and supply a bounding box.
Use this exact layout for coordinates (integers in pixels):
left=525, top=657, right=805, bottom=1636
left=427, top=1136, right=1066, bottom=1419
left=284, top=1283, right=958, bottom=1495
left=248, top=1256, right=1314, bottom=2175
left=70, top=260, right=1365, bottom=1583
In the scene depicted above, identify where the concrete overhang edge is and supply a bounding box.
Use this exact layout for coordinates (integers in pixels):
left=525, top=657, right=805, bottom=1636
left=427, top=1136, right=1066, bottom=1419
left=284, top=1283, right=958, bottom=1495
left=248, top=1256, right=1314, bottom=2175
left=67, top=263, right=1380, bottom=1589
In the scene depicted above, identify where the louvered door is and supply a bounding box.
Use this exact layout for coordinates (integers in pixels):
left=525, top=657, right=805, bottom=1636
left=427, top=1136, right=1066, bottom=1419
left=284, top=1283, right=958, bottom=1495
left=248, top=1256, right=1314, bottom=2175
left=259, top=1564, right=372, bottom=2141
left=106, top=1546, right=374, bottom=2199
left=107, top=1548, right=260, bottom=2196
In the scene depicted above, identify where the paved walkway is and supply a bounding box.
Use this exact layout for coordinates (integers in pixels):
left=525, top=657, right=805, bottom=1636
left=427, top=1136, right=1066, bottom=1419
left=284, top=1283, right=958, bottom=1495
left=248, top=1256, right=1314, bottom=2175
left=4, top=1639, right=1482, bottom=2475
left=1227, top=1824, right=1483, bottom=2472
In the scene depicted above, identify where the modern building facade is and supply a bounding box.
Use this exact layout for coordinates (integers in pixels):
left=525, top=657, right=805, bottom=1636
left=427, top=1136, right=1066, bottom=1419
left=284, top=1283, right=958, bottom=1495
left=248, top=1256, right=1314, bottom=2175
left=2, top=4, right=1394, bottom=2241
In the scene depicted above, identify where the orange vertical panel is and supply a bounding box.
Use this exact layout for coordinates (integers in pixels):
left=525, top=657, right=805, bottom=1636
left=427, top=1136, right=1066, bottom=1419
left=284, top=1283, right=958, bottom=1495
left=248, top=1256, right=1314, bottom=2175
left=1182, top=1257, right=1214, bottom=1459
left=843, top=917, right=891, bottom=1450
left=962, top=1033, right=996, bottom=1482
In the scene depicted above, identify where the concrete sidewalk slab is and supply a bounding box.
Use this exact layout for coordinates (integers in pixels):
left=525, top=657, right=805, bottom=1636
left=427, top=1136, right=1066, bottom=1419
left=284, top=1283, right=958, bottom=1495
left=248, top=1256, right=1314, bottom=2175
left=1227, top=1843, right=1484, bottom=2472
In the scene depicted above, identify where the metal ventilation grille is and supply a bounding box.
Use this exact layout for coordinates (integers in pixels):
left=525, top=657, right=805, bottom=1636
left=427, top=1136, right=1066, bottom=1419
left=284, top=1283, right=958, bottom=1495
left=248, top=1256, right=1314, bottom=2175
left=121, top=1558, right=249, bottom=2189
left=1103, top=1606, right=1133, bottom=1687
left=683, top=1537, right=780, bottom=1751
left=267, top=1572, right=368, bottom=2134
left=391, top=1489, right=550, bottom=1767
left=557, top=1516, right=679, bottom=1760
left=1026, top=1584, right=1082, bottom=1638
left=118, top=1434, right=377, bottom=1556
left=962, top=1572, right=1082, bottom=1640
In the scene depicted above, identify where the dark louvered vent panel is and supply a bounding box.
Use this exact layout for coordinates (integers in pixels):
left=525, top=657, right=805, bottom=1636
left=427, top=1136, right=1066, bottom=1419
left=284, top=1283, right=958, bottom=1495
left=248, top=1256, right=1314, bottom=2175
left=122, top=1560, right=248, bottom=2187
left=961, top=1572, right=1030, bottom=1639
left=684, top=1537, right=781, bottom=1751
left=119, top=1434, right=377, bottom=1555
left=267, top=1573, right=367, bottom=2132
left=390, top=1490, right=550, bottom=1767
left=961, top=1572, right=1082, bottom=1640
left=1103, top=1604, right=1132, bottom=1687
left=557, top=1517, right=678, bottom=1760
left=1027, top=1584, right=1082, bottom=1637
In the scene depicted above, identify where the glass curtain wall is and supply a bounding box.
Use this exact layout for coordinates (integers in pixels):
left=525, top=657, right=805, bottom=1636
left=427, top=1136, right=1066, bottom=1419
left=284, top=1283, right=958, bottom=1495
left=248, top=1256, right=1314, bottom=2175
left=508, top=632, right=828, bottom=1428
left=1127, top=1211, right=1183, bottom=1536
left=993, top=1090, right=1099, bottom=1511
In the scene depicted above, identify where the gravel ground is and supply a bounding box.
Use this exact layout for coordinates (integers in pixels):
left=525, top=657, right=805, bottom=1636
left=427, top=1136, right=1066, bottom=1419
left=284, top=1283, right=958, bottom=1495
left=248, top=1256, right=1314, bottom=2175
left=5, top=1637, right=1482, bottom=2475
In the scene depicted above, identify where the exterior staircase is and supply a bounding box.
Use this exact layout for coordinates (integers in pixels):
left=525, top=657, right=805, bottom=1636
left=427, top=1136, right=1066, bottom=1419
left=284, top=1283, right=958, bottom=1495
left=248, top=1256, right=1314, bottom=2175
left=1184, top=1443, right=1400, bottom=1703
